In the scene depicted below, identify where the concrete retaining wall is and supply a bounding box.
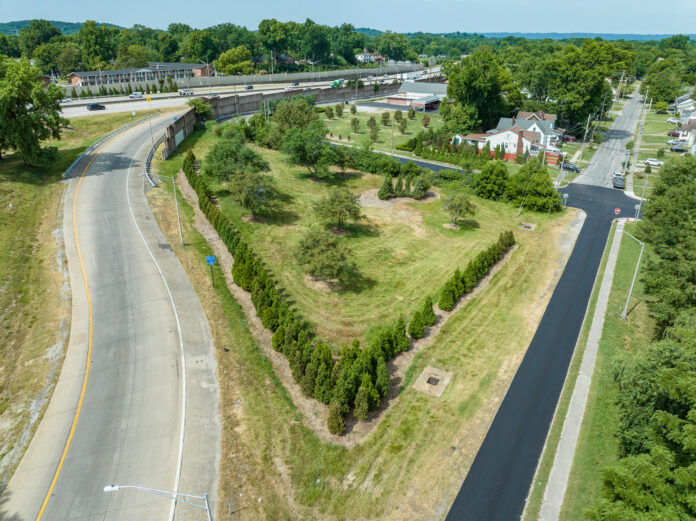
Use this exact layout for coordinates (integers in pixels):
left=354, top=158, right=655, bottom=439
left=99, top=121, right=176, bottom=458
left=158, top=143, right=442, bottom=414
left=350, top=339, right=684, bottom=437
left=162, top=108, right=197, bottom=159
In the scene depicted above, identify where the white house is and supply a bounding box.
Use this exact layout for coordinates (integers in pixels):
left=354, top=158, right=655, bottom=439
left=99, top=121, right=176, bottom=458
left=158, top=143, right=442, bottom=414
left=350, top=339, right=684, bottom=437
left=356, top=53, right=374, bottom=64
left=454, top=127, right=541, bottom=157
left=494, top=116, right=556, bottom=147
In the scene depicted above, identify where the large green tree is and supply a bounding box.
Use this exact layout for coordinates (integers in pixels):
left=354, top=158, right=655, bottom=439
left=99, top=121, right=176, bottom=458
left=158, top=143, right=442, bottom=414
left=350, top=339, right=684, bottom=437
left=214, top=45, right=254, bottom=75
left=281, top=121, right=334, bottom=179
left=0, top=57, right=66, bottom=165
left=202, top=135, right=270, bottom=180
left=376, top=31, right=410, bottom=61
left=78, top=21, right=118, bottom=70
left=18, top=19, right=61, bottom=57
left=313, top=187, right=362, bottom=230
left=296, top=229, right=354, bottom=282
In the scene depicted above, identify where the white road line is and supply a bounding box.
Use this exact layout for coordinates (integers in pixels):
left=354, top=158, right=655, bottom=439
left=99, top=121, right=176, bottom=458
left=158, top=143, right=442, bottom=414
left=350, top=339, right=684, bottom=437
left=125, top=136, right=186, bottom=521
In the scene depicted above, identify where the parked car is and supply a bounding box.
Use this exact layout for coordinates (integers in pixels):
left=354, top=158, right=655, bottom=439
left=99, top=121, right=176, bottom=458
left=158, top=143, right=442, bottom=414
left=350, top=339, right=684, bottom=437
left=291, top=81, right=299, bottom=86
left=656, top=109, right=669, bottom=114
left=644, top=158, right=664, bottom=167
left=667, top=139, right=680, bottom=145
left=612, top=172, right=625, bottom=189
left=667, top=117, right=679, bottom=124
left=61, top=97, right=73, bottom=103
left=671, top=145, right=688, bottom=152
left=178, top=89, right=194, bottom=96
left=284, top=86, right=293, bottom=90
left=562, top=135, right=577, bottom=142
left=561, top=162, right=580, bottom=173
left=245, top=85, right=253, bottom=90
left=129, top=91, right=143, bottom=99
left=667, top=130, right=681, bottom=137
left=86, top=103, right=106, bottom=111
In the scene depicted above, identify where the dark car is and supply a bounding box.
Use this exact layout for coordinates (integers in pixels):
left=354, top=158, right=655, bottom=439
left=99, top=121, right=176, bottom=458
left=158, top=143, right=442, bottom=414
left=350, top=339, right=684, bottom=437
left=245, top=85, right=253, bottom=90
left=86, top=103, right=106, bottom=111
left=562, top=135, right=577, bottom=142
left=561, top=162, right=580, bottom=173
left=671, top=145, right=688, bottom=152
left=612, top=172, right=625, bottom=189
left=291, top=81, right=299, bottom=86
left=667, top=130, right=681, bottom=137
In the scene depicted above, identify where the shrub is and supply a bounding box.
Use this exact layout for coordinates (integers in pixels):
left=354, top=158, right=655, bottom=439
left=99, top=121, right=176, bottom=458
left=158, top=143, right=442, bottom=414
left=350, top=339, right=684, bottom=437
left=378, top=176, right=394, bottom=200
left=408, top=311, right=425, bottom=339
left=408, top=107, right=415, bottom=120
left=335, top=104, right=344, bottom=118
left=399, top=119, right=407, bottom=134
left=351, top=117, right=360, bottom=133
left=394, top=110, right=403, bottom=122
left=381, top=111, right=390, bottom=126
left=350, top=104, right=357, bottom=115
left=423, top=115, right=430, bottom=128
left=325, top=106, right=334, bottom=119
left=327, top=401, right=346, bottom=434
left=422, top=296, right=436, bottom=326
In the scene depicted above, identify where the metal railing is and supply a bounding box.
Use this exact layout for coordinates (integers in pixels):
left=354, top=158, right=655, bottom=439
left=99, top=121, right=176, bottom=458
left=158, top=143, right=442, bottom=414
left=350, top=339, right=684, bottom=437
left=144, top=133, right=168, bottom=186
left=63, top=114, right=158, bottom=178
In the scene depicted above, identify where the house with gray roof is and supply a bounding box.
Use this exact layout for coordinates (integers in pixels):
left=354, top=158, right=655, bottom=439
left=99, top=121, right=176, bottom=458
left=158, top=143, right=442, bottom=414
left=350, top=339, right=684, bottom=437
left=494, top=116, right=558, bottom=147
left=69, top=62, right=215, bottom=87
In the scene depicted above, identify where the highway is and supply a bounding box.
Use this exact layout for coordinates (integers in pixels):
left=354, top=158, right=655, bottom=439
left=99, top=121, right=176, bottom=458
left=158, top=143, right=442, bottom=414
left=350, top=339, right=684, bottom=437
left=444, top=91, right=645, bottom=520
left=1, top=116, right=219, bottom=521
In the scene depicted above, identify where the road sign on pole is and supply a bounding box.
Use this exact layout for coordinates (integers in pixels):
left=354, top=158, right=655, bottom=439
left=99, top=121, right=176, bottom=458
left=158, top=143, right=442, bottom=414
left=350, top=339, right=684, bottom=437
left=206, top=255, right=216, bottom=288
left=146, top=96, right=151, bottom=102
left=614, top=208, right=621, bottom=215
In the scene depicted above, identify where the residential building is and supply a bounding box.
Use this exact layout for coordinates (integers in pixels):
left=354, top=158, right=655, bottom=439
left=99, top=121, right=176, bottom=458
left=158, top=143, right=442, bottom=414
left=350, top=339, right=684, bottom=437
left=494, top=115, right=559, bottom=147
left=356, top=52, right=374, bottom=64
left=69, top=62, right=215, bottom=87
left=453, top=125, right=562, bottom=165
left=385, top=82, right=448, bottom=110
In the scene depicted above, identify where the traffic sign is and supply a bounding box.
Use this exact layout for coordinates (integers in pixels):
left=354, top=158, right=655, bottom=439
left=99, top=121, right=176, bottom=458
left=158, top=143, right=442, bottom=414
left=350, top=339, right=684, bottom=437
left=206, top=255, right=216, bottom=266
left=146, top=96, right=151, bottom=102
left=614, top=208, right=621, bottom=215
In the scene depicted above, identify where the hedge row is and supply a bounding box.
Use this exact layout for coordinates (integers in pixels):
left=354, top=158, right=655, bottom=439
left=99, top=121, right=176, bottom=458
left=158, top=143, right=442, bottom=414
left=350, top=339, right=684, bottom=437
left=438, top=230, right=516, bottom=311
left=183, top=147, right=516, bottom=435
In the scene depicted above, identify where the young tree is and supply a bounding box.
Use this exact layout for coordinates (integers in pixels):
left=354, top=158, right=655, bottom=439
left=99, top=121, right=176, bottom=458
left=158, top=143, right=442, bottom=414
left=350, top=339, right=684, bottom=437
left=394, top=175, right=405, bottom=196
left=375, top=358, right=389, bottom=398
left=229, top=171, right=277, bottom=216
left=381, top=111, right=390, bottom=127
left=0, top=57, right=65, bottom=165
left=354, top=373, right=379, bottom=420
left=399, top=118, right=407, bottom=134
left=281, top=121, right=334, bottom=180
left=408, top=107, right=416, bottom=120
left=438, top=281, right=456, bottom=311
left=411, top=176, right=428, bottom=199
left=187, top=98, right=213, bottom=120
left=327, top=401, right=346, bottom=435
left=367, top=115, right=377, bottom=130
left=325, top=106, right=334, bottom=119
left=313, top=187, right=362, bottom=231
left=393, top=110, right=403, bottom=123
left=408, top=311, right=425, bottom=339
left=350, top=117, right=360, bottom=133
left=373, top=81, right=379, bottom=94
left=370, top=126, right=379, bottom=142
left=443, top=193, right=476, bottom=225
left=335, top=103, right=344, bottom=118
left=297, top=229, right=354, bottom=282
left=377, top=176, right=394, bottom=200
left=350, top=104, right=357, bottom=115
left=421, top=296, right=436, bottom=326
left=422, top=115, right=430, bottom=128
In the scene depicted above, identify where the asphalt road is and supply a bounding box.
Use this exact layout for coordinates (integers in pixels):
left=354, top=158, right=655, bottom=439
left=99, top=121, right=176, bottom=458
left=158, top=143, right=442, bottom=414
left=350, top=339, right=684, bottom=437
left=443, top=184, right=637, bottom=521
left=574, top=90, right=643, bottom=187
left=2, top=117, right=219, bottom=521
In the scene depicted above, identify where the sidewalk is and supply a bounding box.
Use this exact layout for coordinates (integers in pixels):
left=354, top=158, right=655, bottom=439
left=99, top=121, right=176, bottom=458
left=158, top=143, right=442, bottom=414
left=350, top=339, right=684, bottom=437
left=538, top=220, right=625, bottom=521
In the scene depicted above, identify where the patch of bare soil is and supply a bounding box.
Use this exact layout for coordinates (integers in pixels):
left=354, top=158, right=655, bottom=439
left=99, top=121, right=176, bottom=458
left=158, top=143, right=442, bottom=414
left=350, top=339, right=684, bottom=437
left=329, top=227, right=351, bottom=236
left=303, top=274, right=335, bottom=292
left=178, top=166, right=522, bottom=447
left=443, top=223, right=460, bottom=230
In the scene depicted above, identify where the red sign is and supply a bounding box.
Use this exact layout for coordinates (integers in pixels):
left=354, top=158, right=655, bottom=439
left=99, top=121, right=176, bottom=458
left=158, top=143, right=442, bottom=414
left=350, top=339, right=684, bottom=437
left=614, top=208, right=621, bottom=215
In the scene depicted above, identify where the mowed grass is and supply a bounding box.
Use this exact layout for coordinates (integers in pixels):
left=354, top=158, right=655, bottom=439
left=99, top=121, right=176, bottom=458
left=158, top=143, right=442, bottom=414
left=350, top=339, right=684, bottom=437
left=148, top=147, right=579, bottom=519
left=0, top=109, right=170, bottom=485
left=323, top=110, right=442, bottom=157
left=559, top=222, right=656, bottom=520
left=173, top=128, right=546, bottom=347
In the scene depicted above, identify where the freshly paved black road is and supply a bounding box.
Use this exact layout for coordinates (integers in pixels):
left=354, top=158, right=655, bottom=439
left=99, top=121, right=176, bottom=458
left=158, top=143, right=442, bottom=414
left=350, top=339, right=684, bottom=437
left=444, top=183, right=638, bottom=521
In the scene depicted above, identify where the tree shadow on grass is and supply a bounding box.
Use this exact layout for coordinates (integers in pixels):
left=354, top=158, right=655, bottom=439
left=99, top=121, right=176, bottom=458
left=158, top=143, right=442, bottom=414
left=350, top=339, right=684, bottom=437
left=338, top=265, right=376, bottom=294
left=455, top=218, right=480, bottom=230
left=341, top=222, right=380, bottom=238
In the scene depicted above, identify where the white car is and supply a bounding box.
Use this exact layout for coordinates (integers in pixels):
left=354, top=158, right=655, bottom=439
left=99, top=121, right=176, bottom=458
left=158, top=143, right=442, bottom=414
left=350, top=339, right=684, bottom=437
left=129, top=91, right=143, bottom=99
left=178, top=89, right=194, bottom=96
left=667, top=117, right=679, bottom=124
left=644, top=158, right=664, bottom=167
left=61, top=97, right=73, bottom=103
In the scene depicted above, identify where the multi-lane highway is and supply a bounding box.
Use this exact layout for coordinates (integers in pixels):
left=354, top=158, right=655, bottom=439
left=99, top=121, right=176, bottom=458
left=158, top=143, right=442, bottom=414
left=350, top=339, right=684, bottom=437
left=2, top=116, right=219, bottom=521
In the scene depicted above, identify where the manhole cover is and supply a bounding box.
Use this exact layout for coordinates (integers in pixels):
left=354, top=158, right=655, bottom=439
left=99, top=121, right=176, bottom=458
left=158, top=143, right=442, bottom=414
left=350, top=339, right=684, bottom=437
left=427, top=376, right=440, bottom=386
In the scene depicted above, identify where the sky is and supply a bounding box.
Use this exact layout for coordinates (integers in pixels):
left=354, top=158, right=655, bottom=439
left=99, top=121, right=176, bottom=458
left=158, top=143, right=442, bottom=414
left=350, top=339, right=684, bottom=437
left=2, top=0, right=696, bottom=35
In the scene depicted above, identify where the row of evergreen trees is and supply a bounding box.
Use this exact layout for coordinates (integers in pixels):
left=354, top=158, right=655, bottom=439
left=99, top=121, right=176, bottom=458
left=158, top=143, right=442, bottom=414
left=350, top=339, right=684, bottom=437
left=70, top=78, right=178, bottom=99
left=183, top=149, right=516, bottom=435
left=377, top=173, right=429, bottom=200
left=438, top=230, right=516, bottom=311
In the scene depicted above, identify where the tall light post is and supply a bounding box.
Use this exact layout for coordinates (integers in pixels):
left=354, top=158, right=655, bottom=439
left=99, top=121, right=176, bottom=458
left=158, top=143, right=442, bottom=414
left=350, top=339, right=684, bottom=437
left=620, top=230, right=645, bottom=320
left=103, top=485, right=212, bottom=521
left=150, top=172, right=184, bottom=246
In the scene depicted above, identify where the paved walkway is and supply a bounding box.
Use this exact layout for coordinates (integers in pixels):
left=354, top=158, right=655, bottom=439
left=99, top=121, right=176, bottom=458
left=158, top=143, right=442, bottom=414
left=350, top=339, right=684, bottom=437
left=538, top=220, right=625, bottom=521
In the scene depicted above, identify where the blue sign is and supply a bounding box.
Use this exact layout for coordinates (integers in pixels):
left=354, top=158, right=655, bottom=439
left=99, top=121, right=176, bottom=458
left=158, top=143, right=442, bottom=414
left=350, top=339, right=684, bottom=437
left=173, top=116, right=178, bottom=121
left=206, top=255, right=216, bottom=266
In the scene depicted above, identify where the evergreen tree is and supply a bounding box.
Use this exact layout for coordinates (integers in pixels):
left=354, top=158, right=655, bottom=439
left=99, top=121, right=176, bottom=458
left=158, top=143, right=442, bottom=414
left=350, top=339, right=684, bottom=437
left=327, top=401, right=346, bottom=435
left=354, top=374, right=371, bottom=420
left=376, top=358, right=389, bottom=398
left=481, top=141, right=491, bottom=160
left=395, top=175, right=405, bottom=196
left=438, top=282, right=456, bottom=311
left=378, top=175, right=394, bottom=200
left=411, top=176, right=427, bottom=199
left=422, top=296, right=436, bottom=326
left=414, top=139, right=422, bottom=156
left=408, top=311, right=425, bottom=339
left=392, top=317, right=410, bottom=353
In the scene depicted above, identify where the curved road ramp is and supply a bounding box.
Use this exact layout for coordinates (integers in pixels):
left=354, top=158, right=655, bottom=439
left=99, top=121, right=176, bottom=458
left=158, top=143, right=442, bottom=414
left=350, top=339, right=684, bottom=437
left=1, top=116, right=220, bottom=521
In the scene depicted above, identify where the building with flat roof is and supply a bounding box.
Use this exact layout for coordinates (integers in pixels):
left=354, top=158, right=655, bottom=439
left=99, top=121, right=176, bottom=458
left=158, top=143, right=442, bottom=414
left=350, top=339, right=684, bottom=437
left=385, top=82, right=448, bottom=110
left=69, top=62, right=215, bottom=87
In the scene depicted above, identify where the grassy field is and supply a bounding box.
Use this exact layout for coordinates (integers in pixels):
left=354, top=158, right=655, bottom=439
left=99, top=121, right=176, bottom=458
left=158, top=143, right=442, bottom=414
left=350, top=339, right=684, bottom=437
left=0, top=108, right=176, bottom=488
left=151, top=137, right=580, bottom=519
left=164, top=127, right=563, bottom=348
left=324, top=110, right=443, bottom=157
left=557, top=222, right=656, bottom=520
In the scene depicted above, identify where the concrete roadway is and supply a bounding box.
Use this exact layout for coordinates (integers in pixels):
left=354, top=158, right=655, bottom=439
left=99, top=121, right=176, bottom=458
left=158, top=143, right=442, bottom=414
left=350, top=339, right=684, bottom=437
left=574, top=89, right=643, bottom=187
left=2, top=116, right=219, bottom=521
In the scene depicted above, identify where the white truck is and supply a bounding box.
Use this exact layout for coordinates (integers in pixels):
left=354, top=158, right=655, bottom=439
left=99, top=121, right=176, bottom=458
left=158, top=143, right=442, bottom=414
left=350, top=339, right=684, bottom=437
left=397, top=71, right=420, bottom=81
left=178, top=88, right=195, bottom=96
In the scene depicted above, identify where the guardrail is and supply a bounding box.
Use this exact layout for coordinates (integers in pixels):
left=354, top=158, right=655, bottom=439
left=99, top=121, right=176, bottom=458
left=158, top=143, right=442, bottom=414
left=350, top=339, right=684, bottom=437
left=63, top=114, right=158, bottom=178
left=144, top=133, right=168, bottom=187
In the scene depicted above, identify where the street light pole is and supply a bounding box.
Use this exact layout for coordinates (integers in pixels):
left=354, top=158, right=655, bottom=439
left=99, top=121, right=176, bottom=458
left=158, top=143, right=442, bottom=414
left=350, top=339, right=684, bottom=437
left=620, top=230, right=645, bottom=319
left=104, top=485, right=212, bottom=521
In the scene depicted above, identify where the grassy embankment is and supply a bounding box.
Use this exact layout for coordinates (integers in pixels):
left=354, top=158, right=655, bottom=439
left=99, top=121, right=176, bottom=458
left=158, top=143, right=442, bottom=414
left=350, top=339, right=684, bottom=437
left=0, top=108, right=176, bottom=488
left=151, top=127, right=579, bottom=520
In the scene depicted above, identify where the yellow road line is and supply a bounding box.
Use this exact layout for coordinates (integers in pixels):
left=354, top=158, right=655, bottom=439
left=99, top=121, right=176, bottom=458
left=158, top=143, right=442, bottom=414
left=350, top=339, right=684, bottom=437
left=34, top=152, right=99, bottom=521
